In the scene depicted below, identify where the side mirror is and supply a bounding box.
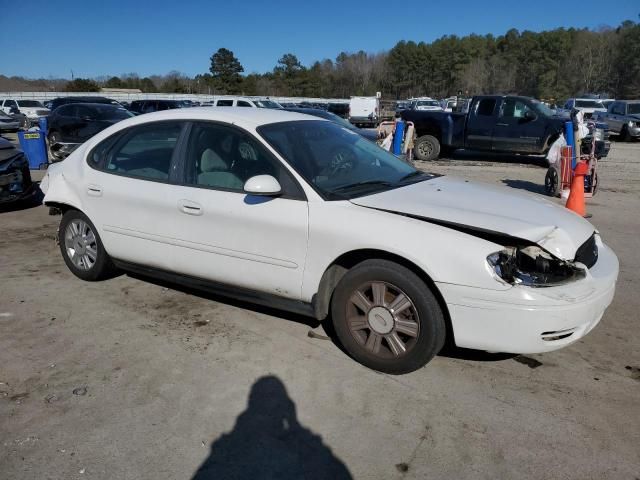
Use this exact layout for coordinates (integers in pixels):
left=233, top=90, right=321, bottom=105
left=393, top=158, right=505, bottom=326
left=243, top=175, right=282, bottom=196
left=524, top=110, right=537, bottom=122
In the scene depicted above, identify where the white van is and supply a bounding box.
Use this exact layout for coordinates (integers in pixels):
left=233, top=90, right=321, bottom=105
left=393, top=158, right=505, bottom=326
left=213, top=97, right=282, bottom=109
left=349, top=96, right=379, bottom=127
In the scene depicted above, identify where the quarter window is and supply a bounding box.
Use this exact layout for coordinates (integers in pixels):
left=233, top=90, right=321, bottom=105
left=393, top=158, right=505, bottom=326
left=101, top=122, right=183, bottom=181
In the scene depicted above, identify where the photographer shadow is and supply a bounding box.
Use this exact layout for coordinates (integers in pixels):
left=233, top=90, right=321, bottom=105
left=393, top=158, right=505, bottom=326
left=192, top=375, right=352, bottom=480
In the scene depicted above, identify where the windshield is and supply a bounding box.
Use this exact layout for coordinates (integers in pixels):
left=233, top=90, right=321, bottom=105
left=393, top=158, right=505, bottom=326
left=416, top=100, right=440, bottom=107
left=255, top=100, right=282, bottom=109
left=17, top=100, right=44, bottom=108
left=258, top=120, right=434, bottom=199
left=530, top=99, right=554, bottom=117
left=575, top=100, right=604, bottom=109
left=627, top=104, right=640, bottom=115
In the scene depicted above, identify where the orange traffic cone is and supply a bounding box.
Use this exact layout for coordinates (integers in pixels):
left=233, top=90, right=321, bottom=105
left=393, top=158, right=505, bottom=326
left=565, top=161, right=589, bottom=217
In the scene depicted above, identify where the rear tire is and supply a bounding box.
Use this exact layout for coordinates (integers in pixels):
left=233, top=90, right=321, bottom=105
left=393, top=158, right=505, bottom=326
left=413, top=135, right=441, bottom=161
left=330, top=259, right=446, bottom=374
left=545, top=168, right=559, bottom=196
left=58, top=210, right=117, bottom=281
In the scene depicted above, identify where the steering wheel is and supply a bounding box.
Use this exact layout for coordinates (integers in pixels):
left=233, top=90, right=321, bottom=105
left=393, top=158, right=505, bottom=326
left=326, top=146, right=357, bottom=177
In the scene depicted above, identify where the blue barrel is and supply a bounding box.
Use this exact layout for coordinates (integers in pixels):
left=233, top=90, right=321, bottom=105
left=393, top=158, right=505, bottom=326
left=393, top=120, right=405, bottom=155
left=18, top=131, right=48, bottom=169
left=564, top=121, right=575, bottom=169
left=38, top=117, right=48, bottom=134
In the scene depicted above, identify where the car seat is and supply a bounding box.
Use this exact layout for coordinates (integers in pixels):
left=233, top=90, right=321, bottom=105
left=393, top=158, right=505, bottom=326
left=198, top=148, right=244, bottom=190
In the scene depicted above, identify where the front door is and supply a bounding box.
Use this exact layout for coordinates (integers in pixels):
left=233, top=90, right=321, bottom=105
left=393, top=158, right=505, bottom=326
left=492, top=98, right=546, bottom=153
left=164, top=121, right=309, bottom=299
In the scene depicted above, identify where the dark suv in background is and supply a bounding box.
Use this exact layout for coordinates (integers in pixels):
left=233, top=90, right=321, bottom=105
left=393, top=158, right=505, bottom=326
left=128, top=99, right=184, bottom=114
left=46, top=96, right=122, bottom=112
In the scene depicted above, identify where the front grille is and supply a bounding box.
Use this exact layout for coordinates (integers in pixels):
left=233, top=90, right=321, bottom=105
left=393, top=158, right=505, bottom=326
left=575, top=233, right=598, bottom=268
left=36, top=110, right=49, bottom=116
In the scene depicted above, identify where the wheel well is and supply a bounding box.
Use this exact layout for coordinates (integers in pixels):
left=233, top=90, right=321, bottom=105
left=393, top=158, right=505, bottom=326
left=44, top=201, right=77, bottom=216
left=416, top=129, right=442, bottom=144
left=313, top=249, right=454, bottom=344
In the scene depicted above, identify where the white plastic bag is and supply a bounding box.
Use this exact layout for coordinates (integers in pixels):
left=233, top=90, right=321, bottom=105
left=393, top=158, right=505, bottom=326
left=546, top=133, right=566, bottom=166
left=380, top=132, right=393, bottom=151
left=575, top=110, right=589, bottom=140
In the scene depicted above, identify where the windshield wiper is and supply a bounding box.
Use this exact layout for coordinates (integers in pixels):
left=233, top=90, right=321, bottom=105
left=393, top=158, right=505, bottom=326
left=398, top=171, right=431, bottom=183
left=332, top=180, right=394, bottom=193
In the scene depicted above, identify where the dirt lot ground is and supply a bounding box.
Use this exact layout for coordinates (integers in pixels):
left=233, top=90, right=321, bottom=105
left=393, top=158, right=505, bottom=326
left=1, top=138, right=639, bottom=479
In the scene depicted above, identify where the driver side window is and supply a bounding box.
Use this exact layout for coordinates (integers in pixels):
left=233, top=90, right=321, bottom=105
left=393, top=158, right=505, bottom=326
left=501, top=99, right=530, bottom=119
left=184, top=122, right=300, bottom=196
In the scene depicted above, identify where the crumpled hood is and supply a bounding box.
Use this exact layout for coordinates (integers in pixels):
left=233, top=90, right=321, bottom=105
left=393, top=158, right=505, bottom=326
left=350, top=176, right=595, bottom=260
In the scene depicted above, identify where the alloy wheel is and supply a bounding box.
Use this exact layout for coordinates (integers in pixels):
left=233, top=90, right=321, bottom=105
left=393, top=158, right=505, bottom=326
left=64, top=219, right=98, bottom=271
left=346, top=281, right=420, bottom=358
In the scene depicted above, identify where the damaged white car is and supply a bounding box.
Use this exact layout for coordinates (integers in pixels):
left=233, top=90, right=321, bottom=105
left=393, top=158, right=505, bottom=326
left=41, top=108, right=619, bottom=374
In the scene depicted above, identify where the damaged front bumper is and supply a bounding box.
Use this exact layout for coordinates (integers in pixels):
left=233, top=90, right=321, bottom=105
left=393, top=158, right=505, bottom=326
left=437, top=239, right=618, bottom=354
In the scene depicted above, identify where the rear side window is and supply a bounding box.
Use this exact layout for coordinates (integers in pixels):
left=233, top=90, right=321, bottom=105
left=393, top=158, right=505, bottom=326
left=237, top=101, right=251, bottom=107
left=216, top=100, right=233, bottom=106
left=98, top=122, right=183, bottom=181
left=476, top=99, right=497, bottom=116
left=57, top=105, right=73, bottom=116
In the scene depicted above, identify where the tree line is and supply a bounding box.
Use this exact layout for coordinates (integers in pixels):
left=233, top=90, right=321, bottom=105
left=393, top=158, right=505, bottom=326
left=2, top=20, right=638, bottom=100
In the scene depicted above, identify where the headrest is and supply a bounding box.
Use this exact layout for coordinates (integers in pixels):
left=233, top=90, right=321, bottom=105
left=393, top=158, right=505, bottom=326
left=201, top=148, right=227, bottom=172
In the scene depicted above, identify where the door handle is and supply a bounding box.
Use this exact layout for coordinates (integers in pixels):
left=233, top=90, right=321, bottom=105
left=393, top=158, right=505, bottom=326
left=495, top=123, right=509, bottom=127
left=87, top=184, right=102, bottom=197
left=178, top=199, right=203, bottom=216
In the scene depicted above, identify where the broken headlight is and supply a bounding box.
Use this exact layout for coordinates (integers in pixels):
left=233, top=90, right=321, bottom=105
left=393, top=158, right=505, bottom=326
left=487, top=246, right=585, bottom=287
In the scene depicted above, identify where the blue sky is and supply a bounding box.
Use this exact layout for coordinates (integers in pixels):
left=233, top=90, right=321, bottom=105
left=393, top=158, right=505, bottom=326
left=1, top=0, right=637, bottom=79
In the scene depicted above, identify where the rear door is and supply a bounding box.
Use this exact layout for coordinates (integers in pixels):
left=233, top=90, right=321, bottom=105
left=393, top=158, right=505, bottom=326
left=82, top=121, right=186, bottom=270
left=465, top=97, right=499, bottom=151
left=492, top=97, right=547, bottom=153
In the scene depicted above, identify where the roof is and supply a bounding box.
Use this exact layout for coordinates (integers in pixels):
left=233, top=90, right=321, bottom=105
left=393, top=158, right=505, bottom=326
left=112, top=107, right=325, bottom=129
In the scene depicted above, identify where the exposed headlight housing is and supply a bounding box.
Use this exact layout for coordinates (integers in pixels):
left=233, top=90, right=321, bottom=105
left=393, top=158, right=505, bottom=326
left=487, top=245, right=585, bottom=287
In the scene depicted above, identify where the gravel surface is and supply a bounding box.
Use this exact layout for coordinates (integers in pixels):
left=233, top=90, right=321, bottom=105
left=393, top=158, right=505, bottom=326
left=1, top=140, right=639, bottom=479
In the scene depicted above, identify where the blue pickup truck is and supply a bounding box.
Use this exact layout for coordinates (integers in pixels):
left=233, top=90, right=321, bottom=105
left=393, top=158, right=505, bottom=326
left=401, top=95, right=610, bottom=161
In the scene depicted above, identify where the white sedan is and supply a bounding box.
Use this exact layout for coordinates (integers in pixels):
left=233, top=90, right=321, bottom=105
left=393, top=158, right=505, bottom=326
left=41, top=108, right=619, bottom=374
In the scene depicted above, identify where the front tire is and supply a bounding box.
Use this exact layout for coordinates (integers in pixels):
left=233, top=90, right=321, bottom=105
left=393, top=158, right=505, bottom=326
left=413, top=135, right=441, bottom=161
left=58, top=210, right=116, bottom=281
left=620, top=126, right=631, bottom=142
left=331, top=260, right=446, bottom=374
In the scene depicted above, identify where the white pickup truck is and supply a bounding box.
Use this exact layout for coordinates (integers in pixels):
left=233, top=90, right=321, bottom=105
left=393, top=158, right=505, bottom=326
left=0, top=99, right=50, bottom=126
